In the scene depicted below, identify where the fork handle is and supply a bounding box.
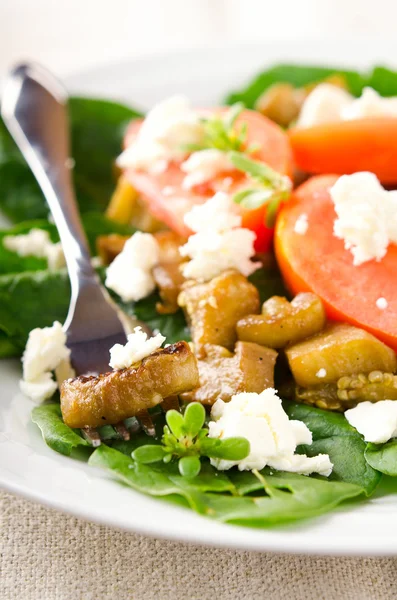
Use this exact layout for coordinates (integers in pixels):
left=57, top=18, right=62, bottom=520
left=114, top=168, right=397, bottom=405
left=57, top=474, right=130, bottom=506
left=1, top=63, right=99, bottom=327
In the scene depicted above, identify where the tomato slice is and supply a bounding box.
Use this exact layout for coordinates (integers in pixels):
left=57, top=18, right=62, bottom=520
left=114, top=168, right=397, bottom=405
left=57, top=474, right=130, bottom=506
left=275, top=175, right=397, bottom=350
left=123, top=109, right=292, bottom=252
left=289, top=118, right=397, bottom=184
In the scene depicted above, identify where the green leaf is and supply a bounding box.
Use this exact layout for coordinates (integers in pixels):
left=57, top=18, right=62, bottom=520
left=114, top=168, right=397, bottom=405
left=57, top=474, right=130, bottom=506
left=0, top=215, right=135, bottom=275
left=183, top=402, right=206, bottom=437
left=284, top=402, right=381, bottom=496
left=132, top=444, right=166, bottom=464
left=178, top=455, right=201, bottom=478
left=88, top=445, right=363, bottom=525
left=201, top=436, right=250, bottom=461
left=366, top=66, right=397, bottom=97
left=248, top=265, right=289, bottom=304
left=365, top=440, right=397, bottom=476
left=0, top=97, right=142, bottom=223
left=129, top=292, right=190, bottom=345
left=225, top=64, right=367, bottom=108
left=165, top=410, right=185, bottom=439
left=31, top=403, right=89, bottom=456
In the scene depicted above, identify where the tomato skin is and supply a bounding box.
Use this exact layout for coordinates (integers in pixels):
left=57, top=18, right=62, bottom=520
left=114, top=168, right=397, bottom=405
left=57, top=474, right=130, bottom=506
left=289, top=118, right=397, bottom=184
left=275, top=175, right=397, bottom=351
left=123, top=109, right=292, bottom=253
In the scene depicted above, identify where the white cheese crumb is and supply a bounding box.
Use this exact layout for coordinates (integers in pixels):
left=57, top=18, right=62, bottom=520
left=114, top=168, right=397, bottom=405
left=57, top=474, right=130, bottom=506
left=109, top=326, right=165, bottom=370
left=181, top=149, right=233, bottom=189
left=294, top=213, right=309, bottom=235
left=180, top=227, right=258, bottom=282
left=345, top=401, right=397, bottom=444
left=20, top=321, right=73, bottom=403
left=183, top=192, right=241, bottom=233
left=105, top=232, right=159, bottom=302
left=3, top=229, right=65, bottom=271
left=316, top=368, right=327, bottom=378
left=180, top=192, right=258, bottom=281
left=297, top=84, right=397, bottom=128
left=116, top=96, right=204, bottom=173
left=208, top=389, right=333, bottom=476
left=297, top=83, right=353, bottom=128
left=376, top=297, right=388, bottom=310
left=330, top=172, right=397, bottom=266
left=342, top=87, right=397, bottom=120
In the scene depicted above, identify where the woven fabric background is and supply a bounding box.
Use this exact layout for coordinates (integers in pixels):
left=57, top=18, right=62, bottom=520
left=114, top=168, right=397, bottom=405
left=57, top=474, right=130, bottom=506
left=1, top=490, right=396, bottom=600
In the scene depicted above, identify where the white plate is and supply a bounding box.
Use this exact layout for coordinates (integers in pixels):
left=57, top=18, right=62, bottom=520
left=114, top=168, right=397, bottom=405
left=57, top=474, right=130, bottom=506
left=2, top=41, right=397, bottom=555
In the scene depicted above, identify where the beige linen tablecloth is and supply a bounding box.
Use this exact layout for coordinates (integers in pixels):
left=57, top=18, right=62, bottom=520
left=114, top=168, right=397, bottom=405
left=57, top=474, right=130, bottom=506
left=1, top=491, right=396, bottom=600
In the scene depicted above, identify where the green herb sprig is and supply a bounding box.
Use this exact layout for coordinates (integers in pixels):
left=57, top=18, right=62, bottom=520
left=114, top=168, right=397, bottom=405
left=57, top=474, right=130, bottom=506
left=132, top=402, right=250, bottom=479
left=229, top=151, right=292, bottom=226
left=185, top=103, right=257, bottom=154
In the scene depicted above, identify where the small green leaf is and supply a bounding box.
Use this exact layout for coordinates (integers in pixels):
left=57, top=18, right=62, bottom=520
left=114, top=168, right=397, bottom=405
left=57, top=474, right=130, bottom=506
left=365, top=440, right=397, bottom=476
left=132, top=445, right=166, bottom=464
left=183, top=402, right=206, bottom=437
left=165, top=410, right=185, bottom=438
left=224, top=102, right=245, bottom=131
left=31, top=403, right=89, bottom=456
left=178, top=455, right=201, bottom=478
left=233, top=188, right=273, bottom=210
left=201, top=436, right=250, bottom=460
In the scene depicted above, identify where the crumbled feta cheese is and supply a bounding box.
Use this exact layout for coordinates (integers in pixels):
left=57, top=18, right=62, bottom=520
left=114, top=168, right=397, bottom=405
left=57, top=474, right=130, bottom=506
left=105, top=232, right=159, bottom=302
left=296, top=83, right=353, bottom=128
left=316, top=368, right=327, bottom=378
left=294, top=213, right=308, bottom=235
left=180, top=192, right=258, bottom=281
left=180, top=227, right=258, bottom=282
left=116, top=96, right=204, bottom=173
left=3, top=229, right=65, bottom=270
left=330, top=172, right=397, bottom=265
left=345, top=401, right=397, bottom=443
left=181, top=149, right=233, bottom=189
left=20, top=321, right=73, bottom=403
left=183, top=192, right=241, bottom=233
left=342, top=87, right=397, bottom=120
left=298, top=84, right=397, bottom=128
left=208, top=389, right=333, bottom=475
left=20, top=372, right=58, bottom=403
left=376, top=297, right=388, bottom=310
left=109, top=326, right=165, bottom=370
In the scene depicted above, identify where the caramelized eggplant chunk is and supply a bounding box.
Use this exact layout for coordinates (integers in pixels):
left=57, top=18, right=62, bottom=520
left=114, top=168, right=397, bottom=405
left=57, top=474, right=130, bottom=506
left=97, top=233, right=129, bottom=265
left=182, top=341, right=277, bottom=406
left=287, top=371, right=397, bottom=412
left=178, top=270, right=260, bottom=350
left=286, top=323, right=397, bottom=388
left=60, top=341, right=199, bottom=429
left=237, top=292, right=325, bottom=349
left=153, top=263, right=186, bottom=314
left=153, top=231, right=186, bottom=264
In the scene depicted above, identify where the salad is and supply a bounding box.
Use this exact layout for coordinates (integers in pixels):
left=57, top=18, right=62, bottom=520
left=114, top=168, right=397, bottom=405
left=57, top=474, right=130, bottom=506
left=3, top=63, right=397, bottom=528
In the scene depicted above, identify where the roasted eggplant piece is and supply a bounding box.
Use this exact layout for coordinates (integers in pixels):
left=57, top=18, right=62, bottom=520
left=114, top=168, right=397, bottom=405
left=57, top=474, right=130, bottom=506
left=178, top=269, right=260, bottom=350
left=60, top=341, right=199, bottom=429
left=286, top=323, right=397, bottom=388
left=181, top=341, right=277, bottom=405
left=153, top=263, right=186, bottom=314
left=97, top=233, right=129, bottom=265
left=237, top=292, right=326, bottom=349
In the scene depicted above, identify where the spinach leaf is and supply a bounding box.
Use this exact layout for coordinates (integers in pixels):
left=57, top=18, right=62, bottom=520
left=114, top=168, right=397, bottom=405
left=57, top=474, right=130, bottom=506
left=0, top=97, right=141, bottom=222
left=31, top=403, right=89, bottom=456
left=225, top=64, right=366, bottom=108
left=365, top=440, right=397, bottom=476
left=284, top=402, right=381, bottom=495
left=0, top=269, right=71, bottom=355
left=366, top=66, right=397, bottom=97
left=69, top=97, right=142, bottom=214
left=248, top=264, right=288, bottom=304
left=88, top=445, right=363, bottom=525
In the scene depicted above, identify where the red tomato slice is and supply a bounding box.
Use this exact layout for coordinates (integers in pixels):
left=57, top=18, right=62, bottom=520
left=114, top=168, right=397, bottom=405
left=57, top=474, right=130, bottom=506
left=123, top=109, right=292, bottom=252
left=275, top=175, right=397, bottom=351
left=289, top=118, right=397, bottom=184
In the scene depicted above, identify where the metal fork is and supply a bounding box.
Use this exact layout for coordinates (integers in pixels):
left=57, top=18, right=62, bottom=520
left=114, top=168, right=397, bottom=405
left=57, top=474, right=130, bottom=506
left=1, top=62, right=155, bottom=444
